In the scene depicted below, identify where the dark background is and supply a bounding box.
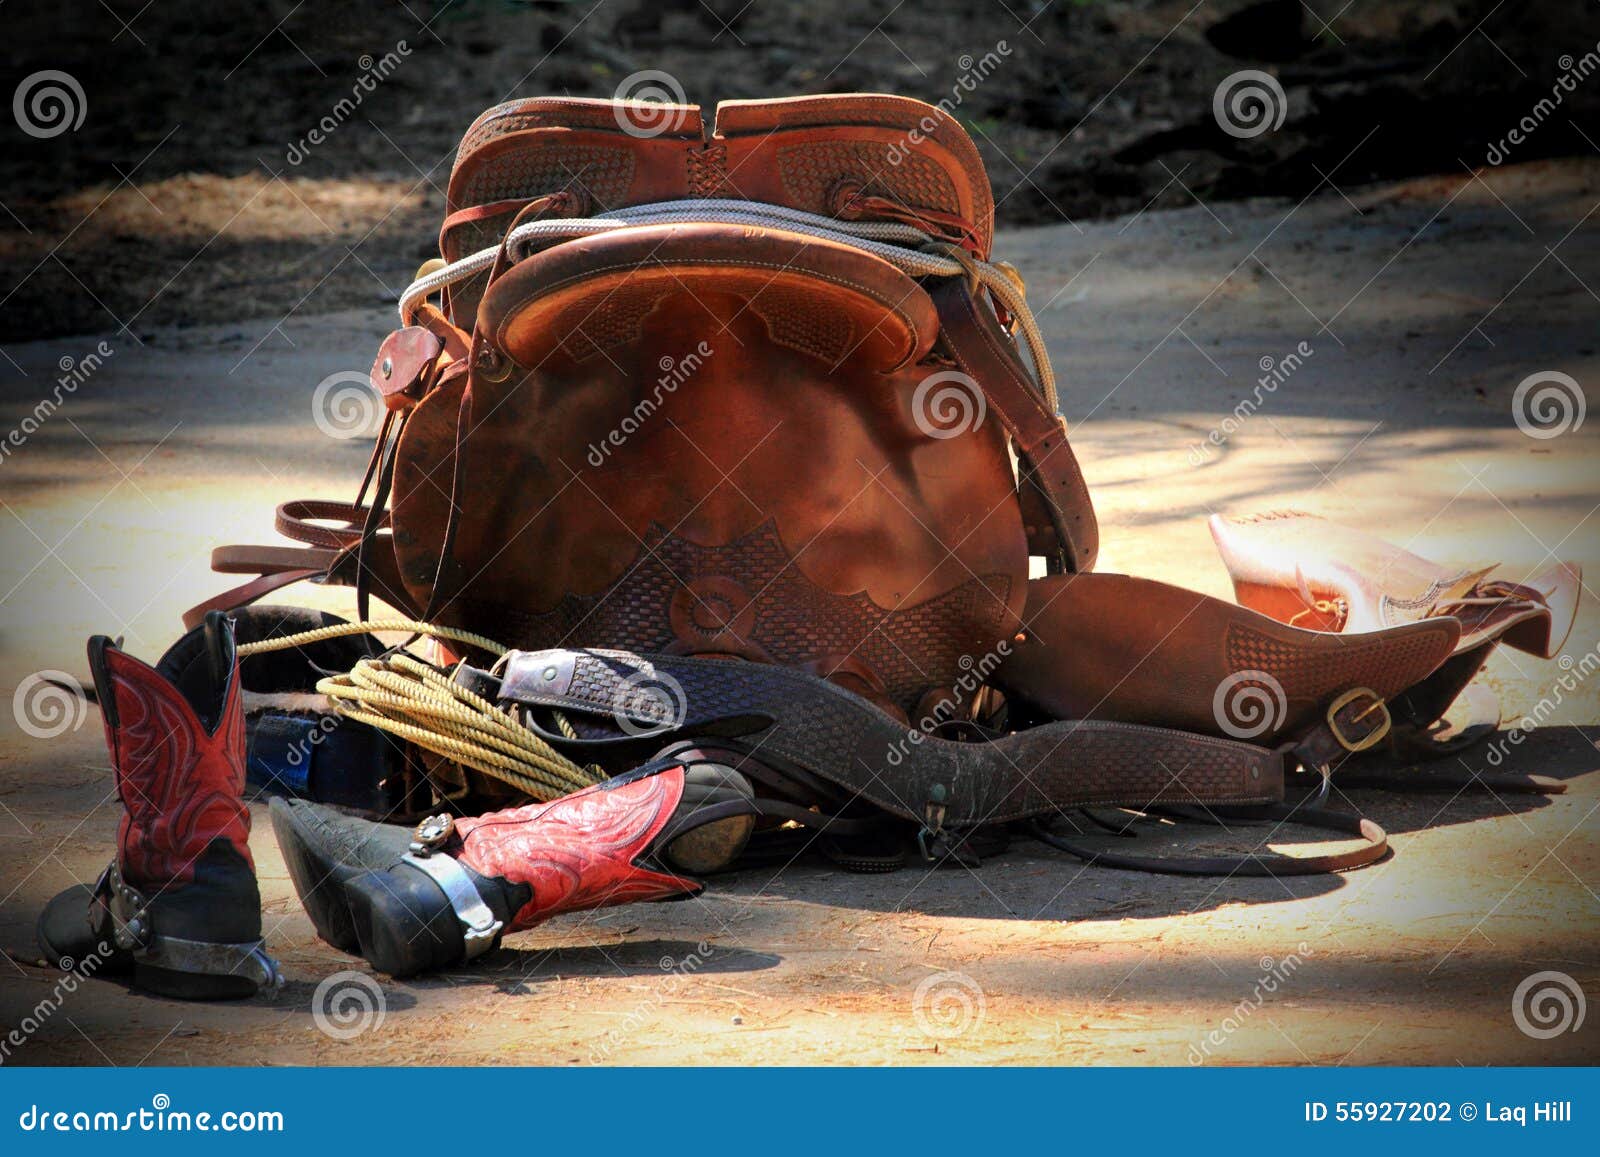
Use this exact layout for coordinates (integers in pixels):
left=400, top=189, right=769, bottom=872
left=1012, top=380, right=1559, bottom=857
left=3, top=0, right=1597, bottom=341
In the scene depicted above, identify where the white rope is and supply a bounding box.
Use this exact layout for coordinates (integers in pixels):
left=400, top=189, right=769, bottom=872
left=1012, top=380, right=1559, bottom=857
left=399, top=199, right=1057, bottom=412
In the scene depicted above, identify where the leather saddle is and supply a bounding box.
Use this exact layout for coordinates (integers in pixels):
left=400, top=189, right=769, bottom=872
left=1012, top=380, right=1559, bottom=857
left=196, top=94, right=1579, bottom=864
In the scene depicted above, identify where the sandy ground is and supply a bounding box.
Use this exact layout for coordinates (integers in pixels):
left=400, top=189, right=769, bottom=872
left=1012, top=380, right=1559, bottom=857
left=0, top=160, right=1597, bottom=1066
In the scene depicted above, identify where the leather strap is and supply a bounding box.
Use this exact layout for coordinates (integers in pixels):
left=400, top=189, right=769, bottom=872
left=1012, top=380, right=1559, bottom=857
left=182, top=569, right=325, bottom=631
left=275, top=500, right=388, bottom=551
left=480, top=648, right=1284, bottom=827
left=930, top=278, right=1098, bottom=572
left=1029, top=802, right=1388, bottom=876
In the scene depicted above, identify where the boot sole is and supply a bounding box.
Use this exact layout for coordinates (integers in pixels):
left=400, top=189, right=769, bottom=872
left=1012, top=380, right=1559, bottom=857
left=134, top=962, right=260, bottom=1001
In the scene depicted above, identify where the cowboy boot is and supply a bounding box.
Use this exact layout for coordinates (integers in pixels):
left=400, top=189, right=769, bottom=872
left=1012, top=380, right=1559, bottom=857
left=36, top=612, right=281, bottom=1000
left=271, top=759, right=755, bottom=977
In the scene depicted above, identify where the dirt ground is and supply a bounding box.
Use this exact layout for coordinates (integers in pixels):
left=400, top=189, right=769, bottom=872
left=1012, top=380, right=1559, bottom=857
left=0, top=157, right=1596, bottom=1065
left=3, top=0, right=1597, bottom=340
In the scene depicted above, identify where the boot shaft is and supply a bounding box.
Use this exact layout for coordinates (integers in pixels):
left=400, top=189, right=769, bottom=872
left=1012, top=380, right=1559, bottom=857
left=452, top=766, right=702, bottom=931
left=90, top=621, right=253, bottom=890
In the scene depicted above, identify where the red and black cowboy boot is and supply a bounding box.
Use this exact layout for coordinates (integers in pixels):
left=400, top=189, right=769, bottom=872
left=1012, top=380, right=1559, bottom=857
left=271, top=758, right=756, bottom=977
left=37, top=611, right=282, bottom=1000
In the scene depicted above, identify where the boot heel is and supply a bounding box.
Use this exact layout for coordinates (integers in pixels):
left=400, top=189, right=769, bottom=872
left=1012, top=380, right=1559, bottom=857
left=343, top=868, right=468, bottom=978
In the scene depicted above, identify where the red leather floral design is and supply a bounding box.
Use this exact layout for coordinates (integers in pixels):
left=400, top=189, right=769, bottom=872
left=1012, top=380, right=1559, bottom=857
left=102, top=648, right=253, bottom=886
left=454, top=766, right=699, bottom=931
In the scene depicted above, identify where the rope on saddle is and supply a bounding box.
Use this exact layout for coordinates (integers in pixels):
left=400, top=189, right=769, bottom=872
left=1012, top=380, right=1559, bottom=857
left=396, top=198, right=1060, bottom=415
left=236, top=619, right=604, bottom=801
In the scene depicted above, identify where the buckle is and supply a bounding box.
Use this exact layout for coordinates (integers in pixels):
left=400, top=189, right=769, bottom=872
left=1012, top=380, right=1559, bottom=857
left=1326, top=688, right=1391, bottom=753
left=409, top=813, right=457, bottom=856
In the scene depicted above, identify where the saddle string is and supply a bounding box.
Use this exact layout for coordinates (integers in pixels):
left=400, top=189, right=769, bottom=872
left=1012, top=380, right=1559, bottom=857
left=237, top=619, right=605, bottom=801
left=396, top=198, right=1059, bottom=415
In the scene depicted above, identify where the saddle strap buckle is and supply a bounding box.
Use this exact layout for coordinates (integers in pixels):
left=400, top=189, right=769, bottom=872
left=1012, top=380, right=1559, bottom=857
left=1326, top=688, right=1392, bottom=754
left=915, top=783, right=981, bottom=867
left=915, top=782, right=949, bottom=863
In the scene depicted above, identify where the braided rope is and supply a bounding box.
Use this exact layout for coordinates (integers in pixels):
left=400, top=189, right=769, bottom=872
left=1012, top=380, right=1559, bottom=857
left=237, top=620, right=603, bottom=800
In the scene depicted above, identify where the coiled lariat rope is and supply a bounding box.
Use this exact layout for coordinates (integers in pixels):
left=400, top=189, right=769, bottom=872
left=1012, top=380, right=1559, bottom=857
left=397, top=198, right=1059, bottom=415
left=236, top=619, right=604, bottom=801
